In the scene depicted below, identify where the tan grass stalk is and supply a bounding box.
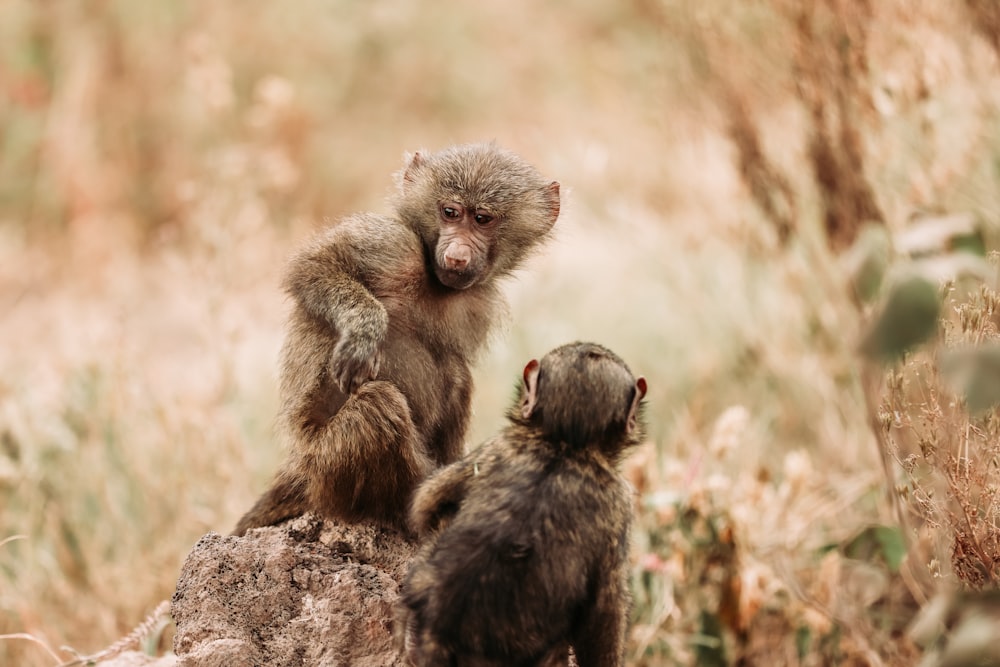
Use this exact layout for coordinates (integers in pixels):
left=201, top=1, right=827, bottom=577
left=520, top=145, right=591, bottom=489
left=56, top=600, right=171, bottom=667
left=0, top=634, right=65, bottom=665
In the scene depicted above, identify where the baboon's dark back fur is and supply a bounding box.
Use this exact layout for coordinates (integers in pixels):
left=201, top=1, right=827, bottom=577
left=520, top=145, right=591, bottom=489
left=400, top=342, right=645, bottom=667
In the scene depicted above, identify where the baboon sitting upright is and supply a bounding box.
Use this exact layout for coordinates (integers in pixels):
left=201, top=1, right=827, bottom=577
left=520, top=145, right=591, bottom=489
left=233, top=143, right=560, bottom=535
left=399, top=341, right=647, bottom=667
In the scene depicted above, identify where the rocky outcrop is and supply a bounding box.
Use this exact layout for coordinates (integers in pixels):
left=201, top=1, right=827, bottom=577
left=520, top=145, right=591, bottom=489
left=171, top=515, right=416, bottom=667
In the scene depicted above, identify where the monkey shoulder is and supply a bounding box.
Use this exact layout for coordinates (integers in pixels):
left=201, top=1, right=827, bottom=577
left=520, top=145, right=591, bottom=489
left=560, top=458, right=631, bottom=511
left=470, top=442, right=629, bottom=530
left=303, top=213, right=424, bottom=286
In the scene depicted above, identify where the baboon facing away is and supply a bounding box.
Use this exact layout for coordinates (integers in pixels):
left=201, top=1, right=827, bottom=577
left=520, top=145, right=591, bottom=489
left=233, top=143, right=560, bottom=535
left=399, top=341, right=647, bottom=667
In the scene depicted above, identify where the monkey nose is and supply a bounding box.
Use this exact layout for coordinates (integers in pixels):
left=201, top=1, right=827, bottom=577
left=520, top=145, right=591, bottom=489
left=444, top=252, right=470, bottom=271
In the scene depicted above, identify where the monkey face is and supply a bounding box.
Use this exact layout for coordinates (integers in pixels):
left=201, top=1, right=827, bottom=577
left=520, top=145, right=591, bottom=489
left=432, top=200, right=498, bottom=290
left=397, top=143, right=560, bottom=289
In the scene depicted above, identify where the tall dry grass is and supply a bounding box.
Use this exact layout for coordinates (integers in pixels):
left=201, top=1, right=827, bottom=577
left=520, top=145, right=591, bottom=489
left=2, top=0, right=1000, bottom=665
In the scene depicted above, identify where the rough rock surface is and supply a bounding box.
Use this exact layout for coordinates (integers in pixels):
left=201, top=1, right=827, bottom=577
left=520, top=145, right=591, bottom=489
left=171, top=514, right=416, bottom=667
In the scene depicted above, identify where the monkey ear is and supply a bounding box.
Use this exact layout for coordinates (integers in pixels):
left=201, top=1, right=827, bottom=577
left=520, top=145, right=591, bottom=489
left=627, top=377, right=647, bottom=434
left=403, top=152, right=425, bottom=184
left=521, top=359, right=540, bottom=419
left=544, top=181, right=561, bottom=227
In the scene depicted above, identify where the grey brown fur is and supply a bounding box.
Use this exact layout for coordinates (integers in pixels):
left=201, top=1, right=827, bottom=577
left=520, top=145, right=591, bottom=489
left=398, top=342, right=647, bottom=667
left=233, top=144, right=560, bottom=535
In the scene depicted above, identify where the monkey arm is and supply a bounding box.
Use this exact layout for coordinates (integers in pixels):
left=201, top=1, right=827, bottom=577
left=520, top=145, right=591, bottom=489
left=283, top=221, right=391, bottom=394
left=408, top=459, right=476, bottom=536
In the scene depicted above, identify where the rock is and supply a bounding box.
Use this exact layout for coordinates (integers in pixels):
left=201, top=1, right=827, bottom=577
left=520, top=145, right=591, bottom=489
left=171, top=514, right=416, bottom=667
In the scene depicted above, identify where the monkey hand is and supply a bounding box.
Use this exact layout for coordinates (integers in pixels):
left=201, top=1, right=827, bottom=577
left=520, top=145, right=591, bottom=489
left=331, top=332, right=383, bottom=394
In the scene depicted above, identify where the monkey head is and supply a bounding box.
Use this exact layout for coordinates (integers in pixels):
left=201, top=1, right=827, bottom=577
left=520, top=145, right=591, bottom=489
left=396, top=143, right=560, bottom=290
left=517, top=342, right=647, bottom=454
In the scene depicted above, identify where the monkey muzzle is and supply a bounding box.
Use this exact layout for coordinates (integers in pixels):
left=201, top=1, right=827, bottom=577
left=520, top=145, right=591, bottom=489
left=434, top=265, right=479, bottom=290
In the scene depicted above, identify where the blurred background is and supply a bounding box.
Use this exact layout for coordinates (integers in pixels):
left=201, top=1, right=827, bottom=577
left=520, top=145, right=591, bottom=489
left=3, top=0, right=1000, bottom=664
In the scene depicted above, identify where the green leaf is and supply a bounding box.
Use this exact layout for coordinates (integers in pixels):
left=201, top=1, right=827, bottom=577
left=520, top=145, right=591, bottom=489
left=942, top=343, right=1000, bottom=414
left=951, top=231, right=986, bottom=257
left=796, top=626, right=812, bottom=659
left=842, top=524, right=906, bottom=572
left=693, top=611, right=728, bottom=667
left=844, top=224, right=890, bottom=303
left=860, top=275, right=940, bottom=363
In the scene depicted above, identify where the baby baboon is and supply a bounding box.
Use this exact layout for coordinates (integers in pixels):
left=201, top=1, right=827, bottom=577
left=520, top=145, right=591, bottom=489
left=399, top=342, right=647, bottom=667
left=233, top=144, right=560, bottom=535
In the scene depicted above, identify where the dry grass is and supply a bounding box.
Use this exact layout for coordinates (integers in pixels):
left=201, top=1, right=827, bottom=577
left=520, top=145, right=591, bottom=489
left=880, top=282, right=1000, bottom=590
left=2, top=0, right=1000, bottom=665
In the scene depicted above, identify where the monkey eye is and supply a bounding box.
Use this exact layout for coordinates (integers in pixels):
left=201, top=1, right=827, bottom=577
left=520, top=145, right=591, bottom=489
left=473, top=212, right=494, bottom=226
left=440, top=202, right=465, bottom=220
